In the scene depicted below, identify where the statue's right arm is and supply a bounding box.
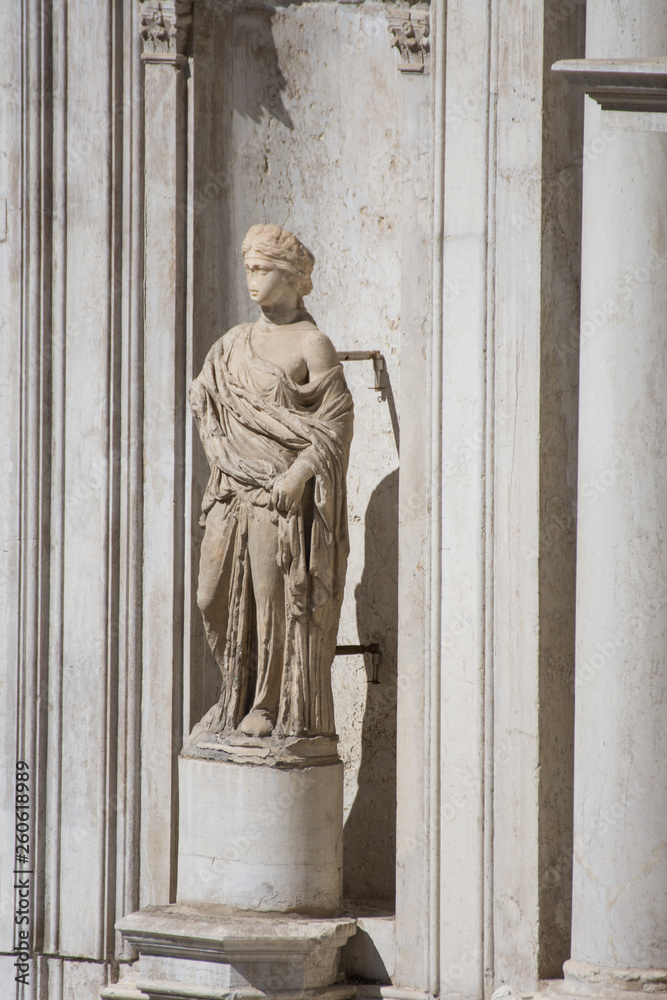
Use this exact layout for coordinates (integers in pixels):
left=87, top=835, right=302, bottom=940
left=190, top=326, right=241, bottom=408
left=190, top=326, right=245, bottom=453
left=193, top=325, right=243, bottom=383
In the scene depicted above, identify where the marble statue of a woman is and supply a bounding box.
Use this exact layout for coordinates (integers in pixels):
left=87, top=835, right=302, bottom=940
left=188, top=224, right=354, bottom=741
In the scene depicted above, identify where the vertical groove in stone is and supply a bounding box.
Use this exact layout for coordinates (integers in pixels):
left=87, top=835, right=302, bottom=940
left=170, top=63, right=188, bottom=904
left=104, top=0, right=125, bottom=962
left=51, top=957, right=64, bottom=1000
left=127, top=0, right=145, bottom=926
left=34, top=0, right=54, bottom=958
left=429, top=0, right=446, bottom=993
left=436, top=0, right=495, bottom=992
left=484, top=1, right=500, bottom=995
left=44, top=0, right=67, bottom=959
left=95, top=0, right=113, bottom=958
left=115, top=0, right=144, bottom=956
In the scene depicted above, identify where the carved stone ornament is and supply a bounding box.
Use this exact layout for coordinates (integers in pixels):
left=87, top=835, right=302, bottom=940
left=388, top=10, right=430, bottom=73
left=140, top=0, right=193, bottom=63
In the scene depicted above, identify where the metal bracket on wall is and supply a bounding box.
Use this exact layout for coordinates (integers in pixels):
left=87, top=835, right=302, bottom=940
left=337, top=350, right=386, bottom=398
left=334, top=643, right=382, bottom=684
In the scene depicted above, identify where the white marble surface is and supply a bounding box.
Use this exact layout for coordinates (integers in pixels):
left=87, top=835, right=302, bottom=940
left=571, top=0, right=667, bottom=973
left=177, top=756, right=343, bottom=914
left=437, top=2, right=491, bottom=994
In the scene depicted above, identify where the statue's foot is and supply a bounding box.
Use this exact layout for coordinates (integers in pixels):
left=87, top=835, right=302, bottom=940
left=239, top=709, right=274, bottom=738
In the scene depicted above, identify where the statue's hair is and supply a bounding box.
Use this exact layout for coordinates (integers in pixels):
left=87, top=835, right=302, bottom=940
left=241, top=224, right=315, bottom=302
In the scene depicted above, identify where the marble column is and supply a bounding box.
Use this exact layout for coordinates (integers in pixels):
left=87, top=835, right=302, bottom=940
left=554, top=3, right=667, bottom=995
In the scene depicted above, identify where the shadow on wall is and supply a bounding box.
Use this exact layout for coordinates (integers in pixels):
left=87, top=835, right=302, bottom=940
left=344, top=468, right=398, bottom=906
left=231, top=7, right=294, bottom=129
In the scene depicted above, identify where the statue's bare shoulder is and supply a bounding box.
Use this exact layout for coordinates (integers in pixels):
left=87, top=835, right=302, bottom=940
left=299, top=324, right=340, bottom=380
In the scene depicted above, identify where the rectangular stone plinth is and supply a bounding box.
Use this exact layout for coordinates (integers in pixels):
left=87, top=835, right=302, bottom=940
left=101, top=903, right=357, bottom=1000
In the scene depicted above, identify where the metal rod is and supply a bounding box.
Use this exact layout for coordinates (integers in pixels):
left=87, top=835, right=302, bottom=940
left=335, top=643, right=381, bottom=656
left=336, top=350, right=382, bottom=361
left=334, top=643, right=382, bottom=684
left=337, top=352, right=386, bottom=396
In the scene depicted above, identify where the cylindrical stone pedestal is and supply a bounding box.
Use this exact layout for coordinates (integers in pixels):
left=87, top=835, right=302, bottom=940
left=566, top=3, right=667, bottom=993
left=177, top=742, right=343, bottom=916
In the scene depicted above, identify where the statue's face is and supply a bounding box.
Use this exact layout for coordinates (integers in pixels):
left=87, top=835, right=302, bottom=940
left=244, top=253, right=298, bottom=311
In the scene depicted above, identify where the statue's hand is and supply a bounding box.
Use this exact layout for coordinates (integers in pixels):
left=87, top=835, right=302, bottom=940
left=272, top=466, right=309, bottom=515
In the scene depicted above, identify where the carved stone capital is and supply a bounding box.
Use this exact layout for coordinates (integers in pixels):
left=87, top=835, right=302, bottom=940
left=140, top=0, right=193, bottom=65
left=388, top=10, right=430, bottom=74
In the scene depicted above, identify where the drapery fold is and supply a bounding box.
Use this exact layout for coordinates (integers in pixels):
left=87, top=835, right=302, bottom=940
left=188, top=323, right=353, bottom=739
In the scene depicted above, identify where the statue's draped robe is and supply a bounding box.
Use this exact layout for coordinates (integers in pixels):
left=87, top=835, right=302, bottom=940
left=189, top=323, right=353, bottom=739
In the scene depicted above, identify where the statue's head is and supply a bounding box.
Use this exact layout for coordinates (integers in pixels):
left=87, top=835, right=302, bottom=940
left=242, top=224, right=315, bottom=309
